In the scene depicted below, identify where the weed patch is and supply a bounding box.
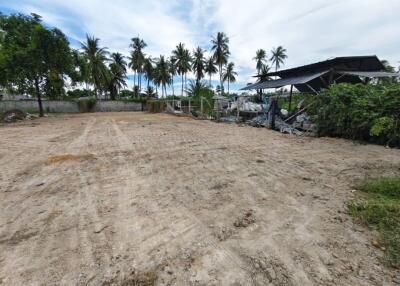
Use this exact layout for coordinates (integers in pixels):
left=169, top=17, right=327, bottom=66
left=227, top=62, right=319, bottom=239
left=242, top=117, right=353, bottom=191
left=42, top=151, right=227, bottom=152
left=348, top=177, right=400, bottom=268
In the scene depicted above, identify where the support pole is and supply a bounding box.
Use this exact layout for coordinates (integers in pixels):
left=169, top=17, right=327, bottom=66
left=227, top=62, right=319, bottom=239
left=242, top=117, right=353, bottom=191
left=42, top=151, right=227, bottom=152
left=288, top=85, right=293, bottom=113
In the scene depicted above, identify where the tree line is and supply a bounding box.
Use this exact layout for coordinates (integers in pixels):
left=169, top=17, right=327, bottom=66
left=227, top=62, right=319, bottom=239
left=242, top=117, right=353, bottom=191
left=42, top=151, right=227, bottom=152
left=0, top=12, right=289, bottom=116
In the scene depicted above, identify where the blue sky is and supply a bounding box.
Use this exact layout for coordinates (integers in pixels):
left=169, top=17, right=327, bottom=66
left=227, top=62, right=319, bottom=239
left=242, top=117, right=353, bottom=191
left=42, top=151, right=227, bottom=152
left=1, top=0, right=400, bottom=93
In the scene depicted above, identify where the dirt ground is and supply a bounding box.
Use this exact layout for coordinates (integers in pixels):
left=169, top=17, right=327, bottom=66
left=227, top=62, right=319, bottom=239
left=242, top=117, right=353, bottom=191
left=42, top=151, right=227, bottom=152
left=1, top=112, right=400, bottom=286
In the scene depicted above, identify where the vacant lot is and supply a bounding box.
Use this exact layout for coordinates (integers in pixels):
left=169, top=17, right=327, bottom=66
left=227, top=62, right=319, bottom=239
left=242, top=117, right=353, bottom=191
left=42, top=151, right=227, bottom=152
left=1, top=112, right=399, bottom=285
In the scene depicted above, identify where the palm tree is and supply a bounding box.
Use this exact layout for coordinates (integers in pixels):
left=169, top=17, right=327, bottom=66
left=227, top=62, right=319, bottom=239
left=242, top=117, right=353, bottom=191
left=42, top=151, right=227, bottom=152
left=155, top=55, right=171, bottom=98
left=143, top=56, right=154, bottom=90
left=211, top=32, right=230, bottom=94
left=205, top=56, right=217, bottom=87
left=169, top=58, right=177, bottom=96
left=129, top=37, right=147, bottom=90
left=254, top=49, right=267, bottom=75
left=108, top=52, right=127, bottom=99
left=270, top=46, right=288, bottom=73
left=192, top=46, right=205, bottom=89
left=257, top=65, right=271, bottom=82
left=222, top=62, right=237, bottom=94
left=81, top=35, right=109, bottom=98
left=172, top=43, right=191, bottom=96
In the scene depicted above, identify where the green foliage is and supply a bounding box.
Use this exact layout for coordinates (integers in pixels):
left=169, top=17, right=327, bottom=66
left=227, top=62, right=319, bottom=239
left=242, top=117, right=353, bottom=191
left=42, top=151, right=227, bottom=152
left=78, top=97, right=97, bottom=112
left=147, top=100, right=164, bottom=113
left=66, top=89, right=95, bottom=99
left=0, top=13, right=75, bottom=115
left=307, top=83, right=400, bottom=147
left=348, top=177, right=400, bottom=267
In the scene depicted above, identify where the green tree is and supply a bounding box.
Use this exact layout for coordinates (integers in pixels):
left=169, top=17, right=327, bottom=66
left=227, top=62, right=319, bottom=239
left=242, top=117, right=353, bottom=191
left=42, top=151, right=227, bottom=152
left=205, top=56, right=217, bottom=87
left=192, top=46, right=205, bottom=90
left=81, top=35, right=109, bottom=99
left=0, top=13, right=74, bottom=116
left=270, top=46, right=288, bottom=73
left=211, top=32, right=230, bottom=94
left=222, top=62, right=237, bottom=94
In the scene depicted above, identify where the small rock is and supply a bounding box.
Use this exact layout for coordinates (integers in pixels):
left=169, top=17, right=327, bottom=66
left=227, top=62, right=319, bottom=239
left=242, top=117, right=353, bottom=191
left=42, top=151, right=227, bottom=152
left=372, top=240, right=381, bottom=248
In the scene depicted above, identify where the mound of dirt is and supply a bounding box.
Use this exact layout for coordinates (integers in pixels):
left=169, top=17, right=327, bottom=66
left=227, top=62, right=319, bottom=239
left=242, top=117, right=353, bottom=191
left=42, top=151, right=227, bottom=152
left=234, top=209, right=256, bottom=228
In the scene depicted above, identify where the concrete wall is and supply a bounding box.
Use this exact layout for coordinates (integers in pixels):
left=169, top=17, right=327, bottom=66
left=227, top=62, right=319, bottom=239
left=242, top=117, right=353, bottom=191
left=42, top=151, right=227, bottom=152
left=0, top=100, right=143, bottom=113
left=94, top=101, right=143, bottom=112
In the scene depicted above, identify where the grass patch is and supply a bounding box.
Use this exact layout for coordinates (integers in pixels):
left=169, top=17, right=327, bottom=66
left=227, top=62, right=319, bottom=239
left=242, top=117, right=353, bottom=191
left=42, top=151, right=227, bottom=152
left=348, top=177, right=400, bottom=268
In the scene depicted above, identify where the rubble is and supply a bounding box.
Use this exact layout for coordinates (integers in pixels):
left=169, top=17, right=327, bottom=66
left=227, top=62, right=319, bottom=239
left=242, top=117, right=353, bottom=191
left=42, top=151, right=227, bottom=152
left=1, top=109, right=35, bottom=123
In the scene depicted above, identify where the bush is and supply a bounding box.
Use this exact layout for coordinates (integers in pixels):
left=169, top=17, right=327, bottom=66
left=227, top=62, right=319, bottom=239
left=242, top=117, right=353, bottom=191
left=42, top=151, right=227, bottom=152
left=348, top=177, right=400, bottom=267
left=307, top=83, right=400, bottom=147
left=66, top=89, right=95, bottom=99
left=78, top=97, right=97, bottom=112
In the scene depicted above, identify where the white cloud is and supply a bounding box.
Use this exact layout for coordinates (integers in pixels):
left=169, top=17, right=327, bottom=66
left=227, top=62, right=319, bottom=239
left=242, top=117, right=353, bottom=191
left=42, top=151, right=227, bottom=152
left=3, top=0, right=400, bottom=89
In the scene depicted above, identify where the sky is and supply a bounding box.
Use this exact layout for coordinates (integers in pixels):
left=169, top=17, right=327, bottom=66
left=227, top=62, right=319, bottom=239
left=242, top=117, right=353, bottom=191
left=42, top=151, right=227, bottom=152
left=1, top=0, right=400, bottom=93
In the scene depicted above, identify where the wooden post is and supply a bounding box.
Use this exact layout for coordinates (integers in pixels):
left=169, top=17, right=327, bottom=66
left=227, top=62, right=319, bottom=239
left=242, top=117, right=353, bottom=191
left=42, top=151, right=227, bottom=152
left=189, top=99, right=191, bottom=113
left=288, top=84, right=293, bottom=113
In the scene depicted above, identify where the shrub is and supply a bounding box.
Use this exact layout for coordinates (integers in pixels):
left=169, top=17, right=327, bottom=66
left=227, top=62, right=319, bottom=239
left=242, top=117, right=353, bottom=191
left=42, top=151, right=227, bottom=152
left=78, top=97, right=97, bottom=112
left=307, top=83, right=400, bottom=147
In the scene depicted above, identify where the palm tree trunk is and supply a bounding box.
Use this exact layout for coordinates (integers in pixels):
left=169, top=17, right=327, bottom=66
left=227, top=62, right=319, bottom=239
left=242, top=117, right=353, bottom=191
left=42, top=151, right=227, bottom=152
left=219, top=64, right=223, bottom=95
left=184, top=73, right=187, bottom=96
left=228, top=79, right=230, bottom=94
left=209, top=74, right=211, bottom=87
left=172, top=77, right=175, bottom=96
left=181, top=74, right=184, bottom=97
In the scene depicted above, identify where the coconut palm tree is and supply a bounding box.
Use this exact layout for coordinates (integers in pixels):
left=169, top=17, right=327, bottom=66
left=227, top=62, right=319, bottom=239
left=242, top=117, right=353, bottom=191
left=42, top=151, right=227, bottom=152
left=169, top=58, right=177, bottom=96
left=172, top=43, right=191, bottom=96
left=270, top=46, right=287, bottom=73
left=129, top=37, right=147, bottom=90
left=222, top=62, right=237, bottom=94
left=257, top=65, right=271, bottom=82
left=81, top=35, right=109, bottom=98
left=205, top=56, right=217, bottom=87
left=192, top=46, right=205, bottom=89
left=108, top=52, right=127, bottom=99
left=211, top=32, right=230, bottom=94
left=155, top=55, right=171, bottom=98
left=254, top=49, right=267, bottom=75
left=143, top=56, right=154, bottom=90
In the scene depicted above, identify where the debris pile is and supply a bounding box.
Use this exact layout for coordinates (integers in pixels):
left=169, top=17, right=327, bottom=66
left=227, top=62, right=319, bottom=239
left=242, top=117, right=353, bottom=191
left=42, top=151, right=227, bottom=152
left=1, top=109, right=34, bottom=123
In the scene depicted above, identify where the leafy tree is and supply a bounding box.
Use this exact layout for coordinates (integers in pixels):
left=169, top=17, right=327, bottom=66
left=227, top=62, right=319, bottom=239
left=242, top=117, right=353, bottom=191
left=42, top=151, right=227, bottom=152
left=211, top=32, right=230, bottom=94
left=81, top=35, right=109, bottom=98
left=192, top=46, right=205, bottom=90
left=270, top=46, right=287, bottom=73
left=222, top=62, right=237, bottom=94
left=0, top=13, right=74, bottom=116
left=205, top=56, right=217, bottom=87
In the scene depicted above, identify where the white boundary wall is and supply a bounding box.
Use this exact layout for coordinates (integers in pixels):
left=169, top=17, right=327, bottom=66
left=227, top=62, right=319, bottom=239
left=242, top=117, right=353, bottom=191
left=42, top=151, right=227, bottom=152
left=0, top=100, right=143, bottom=113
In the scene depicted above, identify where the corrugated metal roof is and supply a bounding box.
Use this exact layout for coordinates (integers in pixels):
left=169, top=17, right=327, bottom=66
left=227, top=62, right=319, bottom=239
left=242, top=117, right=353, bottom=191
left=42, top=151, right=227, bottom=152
left=241, top=70, right=329, bottom=90
left=338, top=71, right=400, bottom=78
left=256, top=56, right=385, bottom=78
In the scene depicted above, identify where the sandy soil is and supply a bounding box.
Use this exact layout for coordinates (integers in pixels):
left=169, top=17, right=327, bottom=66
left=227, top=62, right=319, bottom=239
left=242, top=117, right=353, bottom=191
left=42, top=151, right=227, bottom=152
left=1, top=112, right=400, bottom=286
